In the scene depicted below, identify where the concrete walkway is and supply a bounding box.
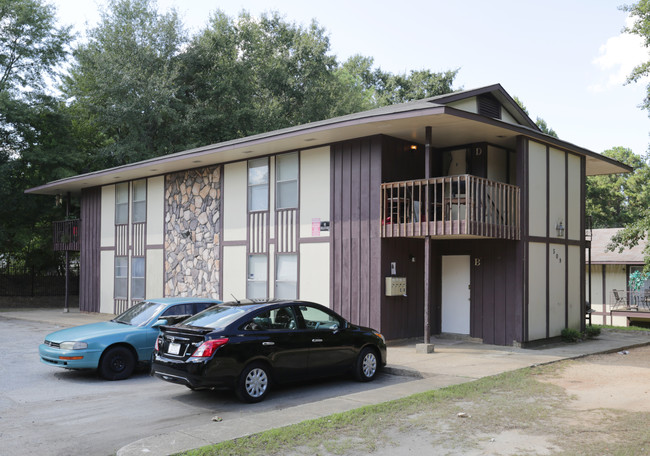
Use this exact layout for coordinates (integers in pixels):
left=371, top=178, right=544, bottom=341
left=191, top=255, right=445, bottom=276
left=3, top=307, right=649, bottom=456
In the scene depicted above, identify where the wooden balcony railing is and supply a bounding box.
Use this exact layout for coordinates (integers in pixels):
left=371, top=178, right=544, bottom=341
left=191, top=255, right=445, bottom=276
left=381, top=175, right=520, bottom=239
left=53, top=219, right=80, bottom=251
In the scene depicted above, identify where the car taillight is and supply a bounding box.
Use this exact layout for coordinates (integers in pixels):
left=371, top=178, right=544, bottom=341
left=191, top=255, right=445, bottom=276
left=154, top=337, right=160, bottom=351
left=191, top=338, right=229, bottom=358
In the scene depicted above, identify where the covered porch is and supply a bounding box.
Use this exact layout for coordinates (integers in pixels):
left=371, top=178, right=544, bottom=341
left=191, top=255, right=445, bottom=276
left=381, top=174, right=520, bottom=240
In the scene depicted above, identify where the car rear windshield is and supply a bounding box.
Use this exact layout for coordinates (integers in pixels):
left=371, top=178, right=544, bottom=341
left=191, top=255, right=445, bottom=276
left=181, top=305, right=248, bottom=329
left=113, top=301, right=166, bottom=327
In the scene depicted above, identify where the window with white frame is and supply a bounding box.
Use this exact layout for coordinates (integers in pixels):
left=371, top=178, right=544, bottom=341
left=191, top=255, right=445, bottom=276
left=132, top=179, right=147, bottom=223
left=275, top=254, right=297, bottom=299
left=248, top=158, right=269, bottom=212
left=115, top=257, right=128, bottom=298
left=276, top=152, right=298, bottom=209
left=115, top=182, right=129, bottom=224
left=131, top=257, right=145, bottom=299
left=247, top=254, right=267, bottom=299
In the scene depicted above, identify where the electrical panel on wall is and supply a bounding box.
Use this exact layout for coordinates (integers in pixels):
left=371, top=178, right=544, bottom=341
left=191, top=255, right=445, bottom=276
left=385, top=277, right=407, bottom=296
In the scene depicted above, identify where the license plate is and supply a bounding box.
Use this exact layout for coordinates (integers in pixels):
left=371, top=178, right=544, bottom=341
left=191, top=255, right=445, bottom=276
left=168, top=342, right=181, bottom=355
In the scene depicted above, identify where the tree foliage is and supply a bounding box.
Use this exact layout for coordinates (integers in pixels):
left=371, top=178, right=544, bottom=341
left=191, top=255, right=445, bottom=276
left=585, top=147, right=650, bottom=228
left=63, top=0, right=187, bottom=168
left=0, top=0, right=73, bottom=271
left=2, top=0, right=460, bottom=271
left=604, top=2, right=650, bottom=266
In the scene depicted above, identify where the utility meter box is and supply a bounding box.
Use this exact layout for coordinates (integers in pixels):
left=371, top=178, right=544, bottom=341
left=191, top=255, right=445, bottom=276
left=385, top=277, right=407, bottom=296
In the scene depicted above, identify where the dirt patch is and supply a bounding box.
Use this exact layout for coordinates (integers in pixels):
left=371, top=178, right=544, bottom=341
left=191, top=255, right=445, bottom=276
left=543, top=345, right=650, bottom=413
left=289, top=344, right=650, bottom=456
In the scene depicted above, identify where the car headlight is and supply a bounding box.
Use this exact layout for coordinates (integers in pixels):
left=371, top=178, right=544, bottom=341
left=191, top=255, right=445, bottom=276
left=373, top=332, right=385, bottom=343
left=59, top=341, right=88, bottom=350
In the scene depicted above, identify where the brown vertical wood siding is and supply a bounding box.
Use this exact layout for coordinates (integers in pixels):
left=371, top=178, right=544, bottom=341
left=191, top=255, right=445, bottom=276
left=331, top=135, right=428, bottom=339
left=331, top=136, right=383, bottom=331
left=79, top=187, right=101, bottom=312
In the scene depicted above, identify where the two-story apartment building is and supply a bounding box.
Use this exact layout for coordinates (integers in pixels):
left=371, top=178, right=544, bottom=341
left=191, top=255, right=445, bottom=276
left=28, top=84, right=629, bottom=346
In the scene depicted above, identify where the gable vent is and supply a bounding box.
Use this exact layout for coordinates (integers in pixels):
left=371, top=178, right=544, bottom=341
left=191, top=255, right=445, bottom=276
left=477, top=94, right=501, bottom=120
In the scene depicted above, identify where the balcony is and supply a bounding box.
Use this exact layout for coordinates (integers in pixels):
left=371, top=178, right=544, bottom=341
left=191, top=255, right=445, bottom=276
left=380, top=175, right=520, bottom=240
left=53, top=219, right=80, bottom=251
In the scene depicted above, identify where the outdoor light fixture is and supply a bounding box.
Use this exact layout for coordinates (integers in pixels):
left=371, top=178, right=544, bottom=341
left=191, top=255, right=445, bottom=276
left=410, top=145, right=418, bottom=150
left=555, top=220, right=565, bottom=237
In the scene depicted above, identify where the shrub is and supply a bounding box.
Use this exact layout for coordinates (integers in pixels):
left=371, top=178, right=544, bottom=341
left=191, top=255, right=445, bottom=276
left=584, top=326, right=601, bottom=339
left=561, top=328, right=582, bottom=343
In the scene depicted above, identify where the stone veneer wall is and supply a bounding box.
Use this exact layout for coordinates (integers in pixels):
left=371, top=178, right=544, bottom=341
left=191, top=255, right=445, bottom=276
left=164, top=166, right=221, bottom=298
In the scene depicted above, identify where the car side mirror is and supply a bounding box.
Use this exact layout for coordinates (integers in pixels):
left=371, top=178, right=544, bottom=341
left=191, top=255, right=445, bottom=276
left=152, top=319, right=168, bottom=328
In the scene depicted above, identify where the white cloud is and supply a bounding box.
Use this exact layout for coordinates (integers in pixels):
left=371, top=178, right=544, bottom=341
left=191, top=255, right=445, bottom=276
left=590, top=15, right=648, bottom=91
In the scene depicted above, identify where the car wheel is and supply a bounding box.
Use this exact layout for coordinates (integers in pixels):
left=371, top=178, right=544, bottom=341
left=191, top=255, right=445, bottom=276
left=354, top=347, right=379, bottom=382
left=235, top=362, right=270, bottom=403
left=99, top=346, right=136, bottom=381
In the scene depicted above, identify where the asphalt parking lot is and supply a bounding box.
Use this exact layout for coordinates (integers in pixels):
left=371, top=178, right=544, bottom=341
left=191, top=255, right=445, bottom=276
left=0, top=317, right=414, bottom=456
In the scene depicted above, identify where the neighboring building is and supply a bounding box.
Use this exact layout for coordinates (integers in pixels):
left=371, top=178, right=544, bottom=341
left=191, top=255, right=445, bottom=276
left=586, top=228, right=650, bottom=327
left=27, top=84, right=630, bottom=346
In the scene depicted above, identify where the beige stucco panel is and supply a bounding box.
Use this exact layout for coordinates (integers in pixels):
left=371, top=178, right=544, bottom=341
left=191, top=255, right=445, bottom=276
left=501, top=107, right=518, bottom=125
left=223, top=161, right=247, bottom=242
left=300, top=147, right=331, bottom=239
left=222, top=245, right=247, bottom=300
left=567, top=154, right=581, bottom=241
left=487, top=145, right=508, bottom=183
left=567, top=245, right=581, bottom=329
left=268, top=244, right=276, bottom=299
left=605, top=264, right=627, bottom=304
left=447, top=98, right=477, bottom=114
left=146, top=176, right=165, bottom=245
left=299, top=242, right=330, bottom=307
left=586, top=264, right=604, bottom=305
left=528, top=141, right=547, bottom=237
left=548, top=243, right=566, bottom=337
left=101, top=185, right=115, bottom=248
left=549, top=148, right=566, bottom=238
left=146, top=248, right=164, bottom=298
left=269, top=156, right=275, bottom=240
left=528, top=242, right=548, bottom=341
left=100, top=250, right=114, bottom=314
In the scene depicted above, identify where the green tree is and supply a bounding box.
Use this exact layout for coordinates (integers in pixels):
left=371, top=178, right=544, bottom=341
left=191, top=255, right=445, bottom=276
left=178, top=11, right=348, bottom=148
left=64, top=0, right=187, bottom=168
left=605, top=1, right=650, bottom=265
left=0, top=0, right=73, bottom=271
left=177, top=12, right=458, bottom=150
left=0, top=0, right=71, bottom=151
left=372, top=68, right=458, bottom=106
left=585, top=147, right=650, bottom=228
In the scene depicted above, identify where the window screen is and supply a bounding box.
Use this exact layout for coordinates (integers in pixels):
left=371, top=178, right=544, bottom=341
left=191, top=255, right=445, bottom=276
left=276, top=152, right=298, bottom=209
left=247, top=254, right=268, bottom=299
left=132, top=180, right=147, bottom=223
left=248, top=158, right=269, bottom=212
left=115, top=257, right=128, bottom=298
left=115, top=183, right=129, bottom=225
left=131, top=257, right=145, bottom=299
left=275, top=254, right=297, bottom=299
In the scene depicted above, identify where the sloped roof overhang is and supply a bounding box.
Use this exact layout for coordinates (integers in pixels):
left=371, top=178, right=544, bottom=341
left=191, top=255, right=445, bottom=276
left=26, top=103, right=631, bottom=196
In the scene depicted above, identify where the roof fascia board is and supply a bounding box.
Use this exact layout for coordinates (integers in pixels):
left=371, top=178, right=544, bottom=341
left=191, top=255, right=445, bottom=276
left=26, top=105, right=447, bottom=195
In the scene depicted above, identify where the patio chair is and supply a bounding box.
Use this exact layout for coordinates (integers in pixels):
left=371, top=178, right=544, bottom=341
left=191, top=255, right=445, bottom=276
left=612, top=289, right=627, bottom=309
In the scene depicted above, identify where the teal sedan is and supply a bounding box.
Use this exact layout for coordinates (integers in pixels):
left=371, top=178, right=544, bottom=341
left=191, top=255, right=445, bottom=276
left=39, top=297, right=220, bottom=380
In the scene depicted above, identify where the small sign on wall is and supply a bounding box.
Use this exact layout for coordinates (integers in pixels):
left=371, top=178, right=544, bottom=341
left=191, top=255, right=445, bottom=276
left=312, top=218, right=320, bottom=236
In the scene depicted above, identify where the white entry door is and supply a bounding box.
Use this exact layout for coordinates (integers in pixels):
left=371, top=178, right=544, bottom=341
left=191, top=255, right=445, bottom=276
left=441, top=255, right=471, bottom=335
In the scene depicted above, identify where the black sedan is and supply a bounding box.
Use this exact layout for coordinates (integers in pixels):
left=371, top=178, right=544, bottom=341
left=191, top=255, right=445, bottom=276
left=151, top=300, right=387, bottom=402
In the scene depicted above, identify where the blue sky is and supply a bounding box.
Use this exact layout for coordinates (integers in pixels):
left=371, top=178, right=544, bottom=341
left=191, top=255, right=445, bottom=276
left=51, top=0, right=650, bottom=157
